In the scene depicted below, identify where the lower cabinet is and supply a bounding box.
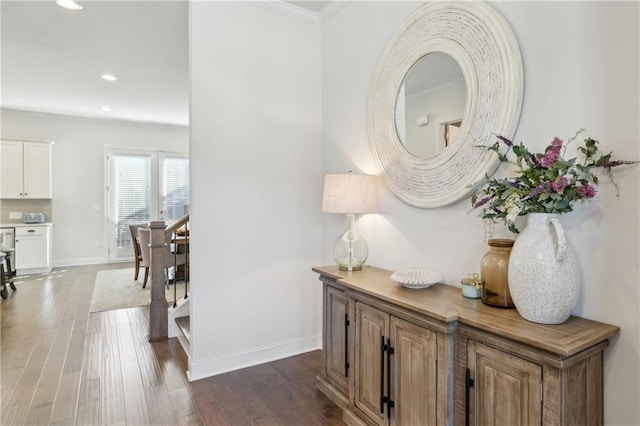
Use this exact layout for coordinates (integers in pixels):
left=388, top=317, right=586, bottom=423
left=317, top=280, right=351, bottom=408
left=325, top=284, right=349, bottom=396
left=314, top=266, right=619, bottom=426
left=465, top=340, right=542, bottom=426
left=15, top=225, right=51, bottom=273
left=353, top=301, right=438, bottom=425
left=457, top=324, right=609, bottom=426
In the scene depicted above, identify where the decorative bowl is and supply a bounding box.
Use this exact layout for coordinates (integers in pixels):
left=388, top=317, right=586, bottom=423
left=391, top=268, right=443, bottom=289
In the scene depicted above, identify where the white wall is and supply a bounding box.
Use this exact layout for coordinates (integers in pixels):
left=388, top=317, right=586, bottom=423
left=321, top=1, right=639, bottom=425
left=0, top=109, right=188, bottom=266
left=404, top=78, right=466, bottom=158
left=189, top=2, right=322, bottom=379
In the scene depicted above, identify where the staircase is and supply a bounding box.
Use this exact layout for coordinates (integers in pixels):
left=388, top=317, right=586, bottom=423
left=149, top=214, right=190, bottom=340
left=175, top=315, right=191, bottom=349
left=147, top=214, right=192, bottom=378
left=169, top=299, right=191, bottom=356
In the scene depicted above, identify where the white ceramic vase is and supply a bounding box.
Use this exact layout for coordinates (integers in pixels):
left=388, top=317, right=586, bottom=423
left=508, top=213, right=581, bottom=324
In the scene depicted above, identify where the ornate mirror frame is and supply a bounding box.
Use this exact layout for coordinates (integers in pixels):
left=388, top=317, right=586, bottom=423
left=368, top=1, right=523, bottom=208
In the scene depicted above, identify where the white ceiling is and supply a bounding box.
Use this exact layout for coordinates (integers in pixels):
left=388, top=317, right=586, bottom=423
left=1, top=0, right=329, bottom=126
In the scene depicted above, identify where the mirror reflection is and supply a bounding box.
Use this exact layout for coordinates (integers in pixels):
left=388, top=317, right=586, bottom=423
left=395, top=53, right=466, bottom=159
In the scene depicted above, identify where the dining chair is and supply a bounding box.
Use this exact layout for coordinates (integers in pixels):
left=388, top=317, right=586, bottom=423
left=129, top=224, right=146, bottom=281
left=137, top=227, right=187, bottom=289
left=0, top=246, right=15, bottom=291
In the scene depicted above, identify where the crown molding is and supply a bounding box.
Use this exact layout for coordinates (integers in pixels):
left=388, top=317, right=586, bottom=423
left=245, top=1, right=351, bottom=25
left=246, top=0, right=321, bottom=25
left=318, top=1, right=349, bottom=24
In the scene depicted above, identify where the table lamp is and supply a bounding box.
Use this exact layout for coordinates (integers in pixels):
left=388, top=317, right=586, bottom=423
left=322, top=172, right=378, bottom=271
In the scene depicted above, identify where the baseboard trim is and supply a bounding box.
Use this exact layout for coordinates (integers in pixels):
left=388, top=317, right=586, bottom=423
left=188, top=333, right=321, bottom=381
left=52, top=257, right=106, bottom=268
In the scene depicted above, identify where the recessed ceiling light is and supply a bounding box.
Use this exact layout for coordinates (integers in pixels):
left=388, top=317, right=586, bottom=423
left=101, top=74, right=118, bottom=82
left=101, top=107, right=113, bottom=112
left=56, top=0, right=83, bottom=11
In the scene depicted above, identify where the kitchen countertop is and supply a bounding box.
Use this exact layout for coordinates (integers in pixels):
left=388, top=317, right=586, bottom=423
left=0, top=223, right=53, bottom=228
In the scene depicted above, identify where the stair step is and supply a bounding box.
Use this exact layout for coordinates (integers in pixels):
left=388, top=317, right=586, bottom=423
left=175, top=315, right=191, bottom=343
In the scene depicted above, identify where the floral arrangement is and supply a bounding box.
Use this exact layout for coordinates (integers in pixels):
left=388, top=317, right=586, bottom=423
left=471, top=129, right=637, bottom=233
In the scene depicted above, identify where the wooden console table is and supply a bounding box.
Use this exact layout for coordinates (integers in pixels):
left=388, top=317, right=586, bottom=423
left=313, top=265, right=619, bottom=426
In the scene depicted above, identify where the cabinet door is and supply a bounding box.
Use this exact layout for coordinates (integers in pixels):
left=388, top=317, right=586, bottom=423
left=390, top=317, right=437, bottom=426
left=23, top=142, right=52, bottom=198
left=325, top=285, right=349, bottom=394
left=15, top=235, right=49, bottom=270
left=468, top=341, right=542, bottom=426
left=0, top=141, right=25, bottom=198
left=354, top=302, right=389, bottom=425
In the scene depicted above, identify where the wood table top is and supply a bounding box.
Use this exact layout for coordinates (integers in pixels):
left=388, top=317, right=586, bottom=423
left=313, top=265, right=619, bottom=357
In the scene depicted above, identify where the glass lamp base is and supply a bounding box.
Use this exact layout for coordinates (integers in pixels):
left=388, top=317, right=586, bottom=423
left=333, top=214, right=368, bottom=272
left=338, top=264, right=363, bottom=272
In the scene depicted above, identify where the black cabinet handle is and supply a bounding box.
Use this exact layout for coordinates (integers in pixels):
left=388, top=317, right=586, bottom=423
left=344, top=313, right=350, bottom=377
left=380, top=335, right=385, bottom=414
left=386, top=338, right=395, bottom=419
left=465, top=368, right=474, bottom=426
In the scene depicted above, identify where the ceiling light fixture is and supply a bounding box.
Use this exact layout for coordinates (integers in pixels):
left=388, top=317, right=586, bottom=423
left=101, top=107, right=113, bottom=112
left=101, top=74, right=118, bottom=82
left=56, top=0, right=83, bottom=11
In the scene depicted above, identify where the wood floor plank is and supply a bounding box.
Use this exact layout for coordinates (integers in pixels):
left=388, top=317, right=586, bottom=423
left=121, top=359, right=153, bottom=426
left=101, top=354, right=125, bottom=425
left=23, top=402, right=54, bottom=426
left=27, top=351, right=66, bottom=416
left=133, top=339, right=164, bottom=388
left=77, top=377, right=101, bottom=406
left=101, top=311, right=120, bottom=359
left=75, top=400, right=101, bottom=426
left=176, top=413, right=204, bottom=426
left=146, top=384, right=179, bottom=425
left=167, top=387, right=198, bottom=420
left=49, top=370, right=81, bottom=423
left=1, top=401, right=31, bottom=425
left=81, top=330, right=103, bottom=381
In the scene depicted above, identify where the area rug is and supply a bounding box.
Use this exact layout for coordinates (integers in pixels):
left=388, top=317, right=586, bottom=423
left=90, top=268, right=186, bottom=313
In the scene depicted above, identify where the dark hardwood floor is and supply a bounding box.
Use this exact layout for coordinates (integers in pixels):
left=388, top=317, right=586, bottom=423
left=1, top=264, right=343, bottom=425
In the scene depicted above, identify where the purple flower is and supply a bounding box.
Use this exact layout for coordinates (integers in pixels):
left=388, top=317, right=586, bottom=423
left=497, top=135, right=513, bottom=147
left=540, top=156, right=553, bottom=168
left=579, top=184, right=597, bottom=199
left=524, top=182, right=547, bottom=199
left=551, top=176, right=568, bottom=193
left=474, top=196, right=490, bottom=208
left=540, top=138, right=563, bottom=168
left=551, top=137, right=563, bottom=150
left=604, top=160, right=638, bottom=167
left=508, top=181, right=522, bottom=189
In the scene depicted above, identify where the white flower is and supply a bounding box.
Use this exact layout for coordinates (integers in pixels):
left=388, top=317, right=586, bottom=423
left=504, top=194, right=521, bottom=224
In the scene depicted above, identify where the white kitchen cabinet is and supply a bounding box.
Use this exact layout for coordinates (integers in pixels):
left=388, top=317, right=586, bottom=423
left=15, top=226, right=51, bottom=273
left=0, top=140, right=53, bottom=199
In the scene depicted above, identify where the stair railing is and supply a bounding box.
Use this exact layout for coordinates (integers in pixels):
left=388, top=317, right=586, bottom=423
left=148, top=214, right=190, bottom=341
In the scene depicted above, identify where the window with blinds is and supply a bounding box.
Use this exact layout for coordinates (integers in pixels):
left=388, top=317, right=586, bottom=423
left=161, top=156, right=189, bottom=222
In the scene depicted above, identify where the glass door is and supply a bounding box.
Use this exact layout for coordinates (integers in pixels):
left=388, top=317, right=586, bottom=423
left=107, top=151, right=157, bottom=261
left=106, top=150, right=189, bottom=262
left=159, top=153, right=189, bottom=224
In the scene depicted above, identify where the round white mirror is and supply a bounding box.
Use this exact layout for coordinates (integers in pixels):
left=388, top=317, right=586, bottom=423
left=369, top=1, right=523, bottom=208
left=394, top=52, right=467, bottom=159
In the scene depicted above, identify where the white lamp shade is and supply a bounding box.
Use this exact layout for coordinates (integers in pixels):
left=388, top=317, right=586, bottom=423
left=322, top=173, right=378, bottom=214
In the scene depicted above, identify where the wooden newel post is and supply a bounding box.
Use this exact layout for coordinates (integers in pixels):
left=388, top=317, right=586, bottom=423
left=149, top=220, right=168, bottom=341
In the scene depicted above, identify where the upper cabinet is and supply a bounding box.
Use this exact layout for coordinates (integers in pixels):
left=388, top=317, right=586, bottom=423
left=0, top=140, right=53, bottom=199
